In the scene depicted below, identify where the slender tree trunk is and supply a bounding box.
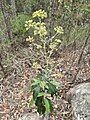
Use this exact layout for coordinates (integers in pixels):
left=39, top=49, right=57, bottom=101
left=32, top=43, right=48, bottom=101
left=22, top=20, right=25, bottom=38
left=11, top=0, right=16, bottom=19
left=0, top=0, right=13, bottom=40
left=48, top=0, right=56, bottom=37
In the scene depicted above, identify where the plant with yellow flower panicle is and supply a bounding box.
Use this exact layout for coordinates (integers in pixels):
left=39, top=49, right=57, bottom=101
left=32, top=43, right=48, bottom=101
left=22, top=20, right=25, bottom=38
left=54, top=26, right=64, bottom=34
left=32, top=9, right=47, bottom=19
left=26, top=36, right=34, bottom=43
left=33, top=22, right=47, bottom=37
left=25, top=9, right=64, bottom=117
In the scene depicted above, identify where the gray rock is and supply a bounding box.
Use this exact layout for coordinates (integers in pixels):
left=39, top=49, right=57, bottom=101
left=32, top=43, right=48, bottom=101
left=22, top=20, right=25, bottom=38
left=67, top=83, right=90, bottom=120
left=18, top=113, right=41, bottom=120
left=18, top=113, right=49, bottom=120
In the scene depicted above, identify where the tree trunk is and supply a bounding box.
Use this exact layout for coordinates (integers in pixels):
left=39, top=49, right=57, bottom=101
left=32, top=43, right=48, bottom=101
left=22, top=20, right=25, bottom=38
left=48, top=0, right=55, bottom=37
left=0, top=0, right=13, bottom=40
left=11, top=0, right=16, bottom=19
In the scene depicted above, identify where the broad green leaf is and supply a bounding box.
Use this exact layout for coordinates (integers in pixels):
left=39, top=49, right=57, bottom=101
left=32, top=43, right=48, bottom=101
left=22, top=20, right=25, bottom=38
left=33, top=86, right=41, bottom=100
left=47, top=83, right=57, bottom=96
left=44, top=98, right=50, bottom=113
left=37, top=92, right=44, bottom=97
left=31, top=80, right=40, bottom=86
left=37, top=105, right=46, bottom=115
left=40, top=81, right=46, bottom=90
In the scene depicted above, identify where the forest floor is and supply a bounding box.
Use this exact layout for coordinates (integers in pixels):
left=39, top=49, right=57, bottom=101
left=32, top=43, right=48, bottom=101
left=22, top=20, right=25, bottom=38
left=0, top=41, right=90, bottom=120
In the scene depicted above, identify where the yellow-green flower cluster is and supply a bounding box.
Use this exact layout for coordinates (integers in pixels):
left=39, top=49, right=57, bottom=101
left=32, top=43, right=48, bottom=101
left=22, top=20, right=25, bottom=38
left=32, top=9, right=47, bottom=19
left=32, top=62, right=42, bottom=69
left=25, top=20, right=47, bottom=37
left=49, top=39, right=61, bottom=49
left=54, top=26, right=64, bottom=34
left=34, top=44, right=42, bottom=49
left=25, top=20, right=36, bottom=31
left=34, top=22, right=47, bottom=37
left=25, top=9, right=48, bottom=37
left=26, top=36, right=34, bottom=43
left=58, top=0, right=62, bottom=3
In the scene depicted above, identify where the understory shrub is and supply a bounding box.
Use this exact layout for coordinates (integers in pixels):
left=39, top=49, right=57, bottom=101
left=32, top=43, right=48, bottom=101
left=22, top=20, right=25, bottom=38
left=11, top=13, right=30, bottom=37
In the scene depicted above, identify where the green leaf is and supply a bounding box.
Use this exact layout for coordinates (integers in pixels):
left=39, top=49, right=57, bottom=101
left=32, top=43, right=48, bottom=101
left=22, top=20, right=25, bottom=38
left=35, top=97, right=43, bottom=106
left=37, top=105, right=46, bottom=115
left=31, top=80, right=41, bottom=86
left=44, top=98, right=53, bottom=114
left=33, top=86, right=41, bottom=100
left=44, top=98, right=50, bottom=113
left=40, top=81, right=46, bottom=90
left=35, top=97, right=46, bottom=114
left=47, top=83, right=57, bottom=96
left=37, top=92, right=44, bottom=97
